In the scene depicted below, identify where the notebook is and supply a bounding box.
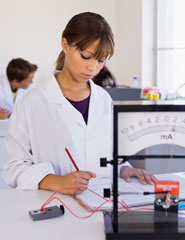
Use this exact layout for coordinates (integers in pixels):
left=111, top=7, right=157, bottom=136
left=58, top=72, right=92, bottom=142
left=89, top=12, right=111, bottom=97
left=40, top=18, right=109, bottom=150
left=75, top=173, right=185, bottom=211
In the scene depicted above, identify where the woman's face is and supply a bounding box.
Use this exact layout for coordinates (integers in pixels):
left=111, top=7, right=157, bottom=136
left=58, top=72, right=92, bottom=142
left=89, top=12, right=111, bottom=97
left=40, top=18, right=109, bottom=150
left=63, top=38, right=106, bottom=83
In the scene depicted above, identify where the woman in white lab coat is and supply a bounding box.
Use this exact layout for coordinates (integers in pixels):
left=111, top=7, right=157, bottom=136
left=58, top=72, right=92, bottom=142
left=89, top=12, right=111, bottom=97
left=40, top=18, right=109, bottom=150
left=3, top=12, right=156, bottom=194
left=0, top=58, right=37, bottom=119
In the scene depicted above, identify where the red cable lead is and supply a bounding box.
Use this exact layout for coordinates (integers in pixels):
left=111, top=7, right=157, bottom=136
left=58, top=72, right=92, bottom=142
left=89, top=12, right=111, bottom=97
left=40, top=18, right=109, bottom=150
left=40, top=186, right=153, bottom=219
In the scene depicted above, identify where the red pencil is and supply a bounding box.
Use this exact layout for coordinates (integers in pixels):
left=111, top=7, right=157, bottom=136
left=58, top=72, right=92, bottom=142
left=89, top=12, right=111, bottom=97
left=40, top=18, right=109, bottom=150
left=65, top=148, right=79, bottom=171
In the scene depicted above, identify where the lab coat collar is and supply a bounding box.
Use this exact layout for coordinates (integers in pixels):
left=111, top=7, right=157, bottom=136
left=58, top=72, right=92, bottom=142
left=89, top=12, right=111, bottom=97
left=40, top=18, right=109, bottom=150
left=44, top=73, right=107, bottom=129
left=45, top=73, right=86, bottom=127
left=87, top=79, right=108, bottom=131
left=45, top=73, right=64, bottom=104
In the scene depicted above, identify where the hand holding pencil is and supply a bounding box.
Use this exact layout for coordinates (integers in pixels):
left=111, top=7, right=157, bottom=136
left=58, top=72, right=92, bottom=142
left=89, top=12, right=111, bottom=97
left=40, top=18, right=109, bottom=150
left=39, top=148, right=96, bottom=195
left=60, top=170, right=96, bottom=194
left=64, top=148, right=96, bottom=194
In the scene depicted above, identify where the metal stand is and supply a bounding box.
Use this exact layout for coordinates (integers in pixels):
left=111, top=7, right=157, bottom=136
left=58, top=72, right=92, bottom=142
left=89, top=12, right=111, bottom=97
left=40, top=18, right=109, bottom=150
left=101, top=101, right=185, bottom=239
left=102, top=153, right=185, bottom=240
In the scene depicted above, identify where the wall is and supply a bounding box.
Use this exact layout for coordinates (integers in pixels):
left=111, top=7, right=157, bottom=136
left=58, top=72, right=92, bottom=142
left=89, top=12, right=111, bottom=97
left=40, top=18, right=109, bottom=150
left=0, top=0, right=117, bottom=85
left=0, top=0, right=155, bottom=88
left=116, top=0, right=155, bottom=88
left=141, top=0, right=156, bottom=89
left=116, top=0, right=142, bottom=87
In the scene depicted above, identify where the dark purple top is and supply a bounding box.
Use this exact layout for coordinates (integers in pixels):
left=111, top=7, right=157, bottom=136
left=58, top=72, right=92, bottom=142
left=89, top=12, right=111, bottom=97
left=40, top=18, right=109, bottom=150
left=67, top=96, right=90, bottom=124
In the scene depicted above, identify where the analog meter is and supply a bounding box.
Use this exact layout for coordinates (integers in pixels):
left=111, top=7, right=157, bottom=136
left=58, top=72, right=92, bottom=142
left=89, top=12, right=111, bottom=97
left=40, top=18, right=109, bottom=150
left=113, top=100, right=185, bottom=158
left=104, top=100, right=185, bottom=238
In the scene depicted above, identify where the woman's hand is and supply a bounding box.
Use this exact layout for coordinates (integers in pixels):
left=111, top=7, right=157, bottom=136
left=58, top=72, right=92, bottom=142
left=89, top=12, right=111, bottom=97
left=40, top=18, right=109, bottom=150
left=39, top=171, right=96, bottom=195
left=120, top=166, right=157, bottom=185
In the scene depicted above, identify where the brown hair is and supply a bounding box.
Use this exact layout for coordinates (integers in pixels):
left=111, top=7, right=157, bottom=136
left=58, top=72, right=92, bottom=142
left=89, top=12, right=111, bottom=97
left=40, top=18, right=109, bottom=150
left=6, top=58, right=38, bottom=82
left=56, top=12, right=114, bottom=70
left=93, top=66, right=116, bottom=87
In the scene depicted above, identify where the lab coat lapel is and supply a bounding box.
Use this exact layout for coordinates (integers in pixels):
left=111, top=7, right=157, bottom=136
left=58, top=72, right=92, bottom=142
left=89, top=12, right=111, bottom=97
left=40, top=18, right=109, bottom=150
left=45, top=74, right=86, bottom=128
left=61, top=99, right=86, bottom=128
left=87, top=80, right=107, bottom=131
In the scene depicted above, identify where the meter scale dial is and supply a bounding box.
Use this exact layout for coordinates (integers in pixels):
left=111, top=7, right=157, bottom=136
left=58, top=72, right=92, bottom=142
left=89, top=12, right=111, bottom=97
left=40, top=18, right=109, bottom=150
left=118, top=111, right=185, bottom=156
left=127, top=125, right=185, bottom=141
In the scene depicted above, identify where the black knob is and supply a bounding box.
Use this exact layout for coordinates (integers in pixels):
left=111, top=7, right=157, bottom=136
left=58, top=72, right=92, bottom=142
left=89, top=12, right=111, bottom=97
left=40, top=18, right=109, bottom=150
left=104, top=188, right=111, bottom=198
left=100, top=158, right=107, bottom=167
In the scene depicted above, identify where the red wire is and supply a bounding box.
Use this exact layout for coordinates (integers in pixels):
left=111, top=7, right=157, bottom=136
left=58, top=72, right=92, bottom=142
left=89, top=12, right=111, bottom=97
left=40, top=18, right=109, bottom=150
left=41, top=186, right=154, bottom=218
left=41, top=186, right=86, bottom=211
left=45, top=196, right=109, bottom=219
left=120, top=200, right=132, bottom=211
left=41, top=186, right=113, bottom=217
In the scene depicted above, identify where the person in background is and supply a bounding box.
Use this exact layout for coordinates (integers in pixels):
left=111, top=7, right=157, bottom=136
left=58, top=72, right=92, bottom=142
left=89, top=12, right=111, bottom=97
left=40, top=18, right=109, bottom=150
left=93, top=65, right=116, bottom=88
left=3, top=12, right=156, bottom=194
left=0, top=58, right=37, bottom=119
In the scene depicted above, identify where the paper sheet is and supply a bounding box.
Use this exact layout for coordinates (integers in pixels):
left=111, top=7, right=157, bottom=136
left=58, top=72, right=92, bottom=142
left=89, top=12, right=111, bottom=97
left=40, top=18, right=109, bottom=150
left=76, top=173, right=185, bottom=211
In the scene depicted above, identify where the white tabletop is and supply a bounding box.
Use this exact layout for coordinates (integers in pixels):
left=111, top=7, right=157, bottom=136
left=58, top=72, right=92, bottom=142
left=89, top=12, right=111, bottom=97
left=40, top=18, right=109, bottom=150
left=0, top=189, right=105, bottom=240
left=1, top=174, right=185, bottom=240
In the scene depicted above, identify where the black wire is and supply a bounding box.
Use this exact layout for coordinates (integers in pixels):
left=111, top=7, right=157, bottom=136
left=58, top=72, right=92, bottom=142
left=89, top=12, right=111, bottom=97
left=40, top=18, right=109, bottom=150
left=143, top=191, right=171, bottom=195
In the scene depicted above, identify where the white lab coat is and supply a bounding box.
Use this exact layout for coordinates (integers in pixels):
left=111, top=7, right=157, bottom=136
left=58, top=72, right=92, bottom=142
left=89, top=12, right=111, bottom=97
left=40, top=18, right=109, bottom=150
left=0, top=75, right=33, bottom=170
left=3, top=73, right=121, bottom=189
left=0, top=74, right=32, bottom=113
